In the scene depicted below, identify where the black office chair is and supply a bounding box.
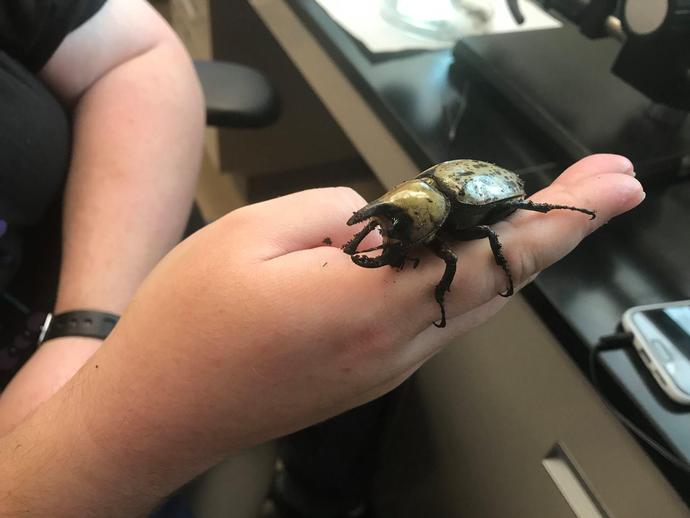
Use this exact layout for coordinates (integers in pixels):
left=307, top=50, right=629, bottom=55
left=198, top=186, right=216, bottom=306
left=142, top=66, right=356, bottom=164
left=193, top=59, right=280, bottom=128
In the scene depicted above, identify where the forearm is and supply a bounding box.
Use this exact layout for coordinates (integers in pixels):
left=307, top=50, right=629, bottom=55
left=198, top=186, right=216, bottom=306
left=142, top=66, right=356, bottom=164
left=0, top=335, right=187, bottom=517
left=0, top=338, right=204, bottom=517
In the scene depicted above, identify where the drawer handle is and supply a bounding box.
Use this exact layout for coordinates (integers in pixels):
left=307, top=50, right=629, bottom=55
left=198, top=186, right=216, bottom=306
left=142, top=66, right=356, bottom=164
left=542, top=443, right=609, bottom=518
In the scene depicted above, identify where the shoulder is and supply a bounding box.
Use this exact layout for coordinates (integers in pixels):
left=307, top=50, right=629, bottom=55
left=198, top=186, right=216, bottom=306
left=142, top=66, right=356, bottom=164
left=39, top=0, right=181, bottom=103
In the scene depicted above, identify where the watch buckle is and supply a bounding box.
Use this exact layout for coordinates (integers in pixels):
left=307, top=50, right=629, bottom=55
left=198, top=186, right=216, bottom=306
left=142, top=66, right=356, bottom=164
left=37, top=312, right=52, bottom=347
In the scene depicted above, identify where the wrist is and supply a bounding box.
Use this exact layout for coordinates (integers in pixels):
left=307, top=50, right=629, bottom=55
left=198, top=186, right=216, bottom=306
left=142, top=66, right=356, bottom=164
left=39, top=310, right=120, bottom=346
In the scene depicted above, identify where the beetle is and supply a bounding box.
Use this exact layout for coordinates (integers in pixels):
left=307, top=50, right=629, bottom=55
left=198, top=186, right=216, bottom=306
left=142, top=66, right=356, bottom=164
left=342, top=159, right=595, bottom=328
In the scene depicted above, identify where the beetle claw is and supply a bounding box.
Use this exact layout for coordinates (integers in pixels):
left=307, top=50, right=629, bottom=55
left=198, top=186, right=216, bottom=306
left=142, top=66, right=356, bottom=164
left=433, top=300, right=447, bottom=328
left=433, top=318, right=446, bottom=328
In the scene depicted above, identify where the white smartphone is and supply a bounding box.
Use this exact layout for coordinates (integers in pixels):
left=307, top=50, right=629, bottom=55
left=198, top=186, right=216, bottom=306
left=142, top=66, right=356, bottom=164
left=621, top=300, right=690, bottom=405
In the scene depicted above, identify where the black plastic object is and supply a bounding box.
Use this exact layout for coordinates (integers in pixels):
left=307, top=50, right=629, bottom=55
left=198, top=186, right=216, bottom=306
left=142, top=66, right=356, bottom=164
left=451, top=27, right=690, bottom=183
left=194, top=59, right=280, bottom=128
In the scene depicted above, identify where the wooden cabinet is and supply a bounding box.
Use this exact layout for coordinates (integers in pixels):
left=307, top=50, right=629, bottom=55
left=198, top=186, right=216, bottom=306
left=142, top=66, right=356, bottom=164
left=374, top=296, right=688, bottom=517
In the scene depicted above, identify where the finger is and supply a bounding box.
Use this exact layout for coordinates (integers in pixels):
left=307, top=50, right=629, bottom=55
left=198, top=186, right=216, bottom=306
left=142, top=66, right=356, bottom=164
left=556, top=153, right=634, bottom=185
left=220, top=187, right=382, bottom=260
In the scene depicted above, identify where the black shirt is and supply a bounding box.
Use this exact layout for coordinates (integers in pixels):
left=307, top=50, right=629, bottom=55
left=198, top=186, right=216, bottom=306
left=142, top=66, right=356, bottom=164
left=0, top=0, right=106, bottom=382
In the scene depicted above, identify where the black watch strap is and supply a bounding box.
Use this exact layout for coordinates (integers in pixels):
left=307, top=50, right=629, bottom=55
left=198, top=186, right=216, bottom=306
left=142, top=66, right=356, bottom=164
left=39, top=310, right=120, bottom=345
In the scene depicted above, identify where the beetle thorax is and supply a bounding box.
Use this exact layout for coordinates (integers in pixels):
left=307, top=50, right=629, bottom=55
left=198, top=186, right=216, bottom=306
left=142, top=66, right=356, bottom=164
left=373, top=179, right=450, bottom=246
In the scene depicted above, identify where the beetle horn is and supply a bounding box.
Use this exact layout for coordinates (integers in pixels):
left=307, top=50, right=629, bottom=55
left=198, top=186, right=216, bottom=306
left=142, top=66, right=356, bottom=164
left=346, top=200, right=392, bottom=226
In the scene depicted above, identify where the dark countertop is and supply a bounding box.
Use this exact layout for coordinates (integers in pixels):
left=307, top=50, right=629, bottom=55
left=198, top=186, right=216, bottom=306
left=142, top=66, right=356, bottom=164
left=287, top=0, right=690, bottom=497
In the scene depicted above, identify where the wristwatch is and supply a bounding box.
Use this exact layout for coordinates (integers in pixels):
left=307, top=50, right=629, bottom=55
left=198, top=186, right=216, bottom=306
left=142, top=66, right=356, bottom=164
left=38, top=310, right=120, bottom=346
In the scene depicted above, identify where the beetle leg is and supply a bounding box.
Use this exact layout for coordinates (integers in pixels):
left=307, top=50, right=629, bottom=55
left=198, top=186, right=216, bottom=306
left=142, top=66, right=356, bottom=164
left=430, top=239, right=457, bottom=328
left=504, top=199, right=596, bottom=220
left=456, top=225, right=514, bottom=297
left=342, top=220, right=378, bottom=255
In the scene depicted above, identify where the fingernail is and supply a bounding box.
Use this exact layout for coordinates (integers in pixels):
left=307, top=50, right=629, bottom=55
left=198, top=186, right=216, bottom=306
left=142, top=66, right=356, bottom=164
left=625, top=186, right=646, bottom=209
left=617, top=157, right=635, bottom=175
left=619, top=179, right=645, bottom=210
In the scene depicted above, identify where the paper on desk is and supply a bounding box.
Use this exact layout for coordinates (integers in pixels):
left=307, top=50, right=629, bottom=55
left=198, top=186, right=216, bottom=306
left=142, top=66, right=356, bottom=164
left=313, top=0, right=562, bottom=53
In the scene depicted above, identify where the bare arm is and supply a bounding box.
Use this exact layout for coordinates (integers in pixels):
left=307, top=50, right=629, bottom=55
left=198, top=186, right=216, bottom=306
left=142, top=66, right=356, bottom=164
left=0, top=155, right=643, bottom=516
left=0, top=0, right=203, bottom=433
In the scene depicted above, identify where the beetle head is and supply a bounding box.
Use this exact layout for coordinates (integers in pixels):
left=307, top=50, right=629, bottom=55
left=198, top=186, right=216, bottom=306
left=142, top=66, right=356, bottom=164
left=347, top=179, right=450, bottom=248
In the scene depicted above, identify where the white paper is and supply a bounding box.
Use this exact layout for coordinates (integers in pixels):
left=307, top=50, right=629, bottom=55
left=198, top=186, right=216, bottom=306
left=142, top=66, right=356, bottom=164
left=313, top=0, right=562, bottom=53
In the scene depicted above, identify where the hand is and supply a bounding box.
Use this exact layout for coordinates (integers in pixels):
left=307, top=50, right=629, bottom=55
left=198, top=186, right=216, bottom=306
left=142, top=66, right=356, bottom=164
left=103, top=154, right=643, bottom=447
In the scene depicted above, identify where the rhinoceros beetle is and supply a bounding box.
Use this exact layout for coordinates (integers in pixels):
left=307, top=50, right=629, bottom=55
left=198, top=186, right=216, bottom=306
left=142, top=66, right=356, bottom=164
left=342, top=159, right=595, bottom=328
